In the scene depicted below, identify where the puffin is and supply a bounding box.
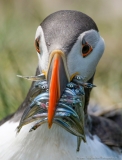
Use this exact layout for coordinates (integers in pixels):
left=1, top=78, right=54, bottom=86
left=0, top=10, right=122, bottom=160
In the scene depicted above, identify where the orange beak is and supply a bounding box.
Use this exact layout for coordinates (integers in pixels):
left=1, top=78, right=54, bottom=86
left=47, top=50, right=70, bottom=128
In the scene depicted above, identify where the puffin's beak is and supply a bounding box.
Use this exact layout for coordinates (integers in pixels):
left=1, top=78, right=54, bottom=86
left=46, top=50, right=70, bottom=128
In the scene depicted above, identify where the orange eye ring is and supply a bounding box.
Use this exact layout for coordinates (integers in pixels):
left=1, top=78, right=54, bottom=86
left=35, top=37, right=40, bottom=53
left=82, top=42, right=93, bottom=58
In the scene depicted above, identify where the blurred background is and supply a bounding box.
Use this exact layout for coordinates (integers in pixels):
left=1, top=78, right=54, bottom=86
left=0, top=0, right=122, bottom=119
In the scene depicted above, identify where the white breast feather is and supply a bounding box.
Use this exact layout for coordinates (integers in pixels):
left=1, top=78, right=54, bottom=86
left=0, top=121, right=121, bottom=160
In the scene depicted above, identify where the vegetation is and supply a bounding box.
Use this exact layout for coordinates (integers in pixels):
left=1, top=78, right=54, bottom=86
left=0, top=0, right=122, bottom=119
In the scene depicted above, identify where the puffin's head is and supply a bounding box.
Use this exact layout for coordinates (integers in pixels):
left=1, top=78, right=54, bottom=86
left=18, top=11, right=105, bottom=148
left=34, top=10, right=105, bottom=127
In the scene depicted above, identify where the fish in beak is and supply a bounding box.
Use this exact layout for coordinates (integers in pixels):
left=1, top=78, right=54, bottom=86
left=17, top=47, right=96, bottom=138
left=17, top=47, right=99, bottom=152
left=46, top=50, right=70, bottom=128
left=17, top=48, right=96, bottom=151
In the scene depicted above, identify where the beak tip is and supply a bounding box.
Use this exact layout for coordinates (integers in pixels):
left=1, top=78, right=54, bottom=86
left=48, top=121, right=52, bottom=129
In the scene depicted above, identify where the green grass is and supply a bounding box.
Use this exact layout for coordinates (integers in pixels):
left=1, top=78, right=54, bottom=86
left=0, top=0, right=122, bottom=119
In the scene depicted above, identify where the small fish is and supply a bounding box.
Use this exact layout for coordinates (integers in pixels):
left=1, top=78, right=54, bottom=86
left=17, top=73, right=45, bottom=81
left=17, top=75, right=88, bottom=151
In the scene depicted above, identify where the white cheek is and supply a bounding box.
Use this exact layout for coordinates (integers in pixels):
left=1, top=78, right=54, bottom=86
left=35, top=26, right=49, bottom=72
left=67, top=52, right=95, bottom=81
left=67, top=36, right=105, bottom=82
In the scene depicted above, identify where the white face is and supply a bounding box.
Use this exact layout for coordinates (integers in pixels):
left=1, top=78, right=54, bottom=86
left=35, top=26, right=105, bottom=82
left=67, top=30, right=105, bottom=81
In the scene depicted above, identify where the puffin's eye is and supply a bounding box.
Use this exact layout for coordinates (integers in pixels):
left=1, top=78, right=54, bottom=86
left=82, top=42, right=92, bottom=58
left=35, top=37, right=40, bottom=53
